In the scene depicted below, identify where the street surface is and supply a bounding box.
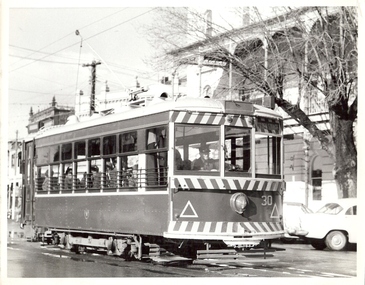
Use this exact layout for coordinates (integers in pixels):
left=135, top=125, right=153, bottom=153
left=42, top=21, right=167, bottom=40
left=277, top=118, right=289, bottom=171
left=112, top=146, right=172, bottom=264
left=6, top=220, right=357, bottom=279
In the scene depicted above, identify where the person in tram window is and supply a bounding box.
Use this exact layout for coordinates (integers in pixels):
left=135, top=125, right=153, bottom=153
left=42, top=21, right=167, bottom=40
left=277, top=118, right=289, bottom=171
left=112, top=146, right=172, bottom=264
left=175, top=149, right=183, bottom=170
left=128, top=164, right=138, bottom=187
left=108, top=159, right=117, bottom=188
left=192, top=146, right=215, bottom=171
left=91, top=165, right=101, bottom=188
left=80, top=172, right=87, bottom=188
left=42, top=169, right=54, bottom=191
left=64, top=167, right=73, bottom=189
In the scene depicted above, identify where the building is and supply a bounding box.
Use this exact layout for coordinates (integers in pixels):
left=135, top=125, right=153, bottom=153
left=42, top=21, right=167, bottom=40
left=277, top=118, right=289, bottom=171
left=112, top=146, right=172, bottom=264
left=7, top=137, right=22, bottom=220
left=27, top=96, right=75, bottom=134
left=166, top=7, right=356, bottom=210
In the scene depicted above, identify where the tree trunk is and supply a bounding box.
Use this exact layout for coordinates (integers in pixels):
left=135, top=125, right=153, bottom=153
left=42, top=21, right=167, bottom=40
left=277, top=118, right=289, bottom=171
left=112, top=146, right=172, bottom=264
left=329, top=110, right=357, bottom=198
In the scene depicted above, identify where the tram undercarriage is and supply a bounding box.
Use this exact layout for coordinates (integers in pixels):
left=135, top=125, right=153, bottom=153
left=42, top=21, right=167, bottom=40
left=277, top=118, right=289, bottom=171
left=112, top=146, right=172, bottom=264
left=27, top=226, right=281, bottom=264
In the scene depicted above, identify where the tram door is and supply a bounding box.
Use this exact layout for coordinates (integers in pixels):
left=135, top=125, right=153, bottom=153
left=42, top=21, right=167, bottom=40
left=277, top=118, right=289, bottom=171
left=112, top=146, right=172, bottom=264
left=21, top=141, right=35, bottom=224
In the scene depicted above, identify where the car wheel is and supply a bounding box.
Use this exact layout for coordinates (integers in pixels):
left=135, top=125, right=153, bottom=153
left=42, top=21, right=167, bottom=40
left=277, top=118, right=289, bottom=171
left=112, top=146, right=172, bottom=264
left=325, top=231, right=348, bottom=251
left=310, top=239, right=326, bottom=250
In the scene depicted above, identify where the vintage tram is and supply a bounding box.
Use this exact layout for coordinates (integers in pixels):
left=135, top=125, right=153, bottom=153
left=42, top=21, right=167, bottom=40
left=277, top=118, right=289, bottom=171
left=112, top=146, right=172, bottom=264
left=20, top=95, right=285, bottom=260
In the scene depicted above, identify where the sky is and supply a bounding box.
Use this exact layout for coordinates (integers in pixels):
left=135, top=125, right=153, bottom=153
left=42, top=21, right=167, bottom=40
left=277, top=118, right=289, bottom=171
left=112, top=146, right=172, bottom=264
left=6, top=5, right=161, bottom=140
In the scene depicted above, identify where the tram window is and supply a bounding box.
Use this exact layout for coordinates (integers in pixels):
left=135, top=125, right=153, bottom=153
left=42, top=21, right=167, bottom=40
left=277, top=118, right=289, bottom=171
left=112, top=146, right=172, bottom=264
left=255, top=134, right=281, bottom=176
left=120, top=131, right=137, bottom=153
left=50, top=165, right=60, bottom=191
left=103, top=135, right=116, bottom=155
left=36, top=146, right=49, bottom=165
left=175, top=125, right=220, bottom=172
left=76, top=160, right=88, bottom=189
left=88, top=138, right=100, bottom=157
left=224, top=127, right=251, bottom=173
left=145, top=126, right=168, bottom=186
left=74, top=141, right=86, bottom=159
left=89, top=159, right=102, bottom=189
left=120, top=155, right=139, bottom=188
left=36, top=167, right=47, bottom=192
left=61, top=164, right=75, bottom=190
left=50, top=145, right=60, bottom=162
left=61, top=143, right=72, bottom=160
left=146, top=127, right=167, bottom=150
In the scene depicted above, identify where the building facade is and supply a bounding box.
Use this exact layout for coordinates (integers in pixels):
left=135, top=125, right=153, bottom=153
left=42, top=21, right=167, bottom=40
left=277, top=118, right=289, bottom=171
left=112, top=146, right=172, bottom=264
left=7, top=139, right=22, bottom=219
left=27, top=96, right=75, bottom=134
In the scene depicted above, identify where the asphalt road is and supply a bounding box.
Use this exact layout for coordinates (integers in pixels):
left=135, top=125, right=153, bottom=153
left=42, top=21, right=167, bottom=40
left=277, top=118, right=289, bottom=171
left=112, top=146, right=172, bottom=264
left=6, top=230, right=357, bottom=280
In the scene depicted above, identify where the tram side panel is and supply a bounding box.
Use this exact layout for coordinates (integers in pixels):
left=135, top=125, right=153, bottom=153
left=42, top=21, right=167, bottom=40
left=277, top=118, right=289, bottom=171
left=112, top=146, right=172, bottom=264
left=34, top=194, right=169, bottom=236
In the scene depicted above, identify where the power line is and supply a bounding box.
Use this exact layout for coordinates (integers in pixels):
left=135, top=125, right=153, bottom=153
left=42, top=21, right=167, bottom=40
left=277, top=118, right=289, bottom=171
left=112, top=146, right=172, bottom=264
left=10, top=8, right=129, bottom=68
left=10, top=8, right=157, bottom=73
left=9, top=88, right=76, bottom=96
left=11, top=44, right=155, bottom=75
left=10, top=54, right=78, bottom=65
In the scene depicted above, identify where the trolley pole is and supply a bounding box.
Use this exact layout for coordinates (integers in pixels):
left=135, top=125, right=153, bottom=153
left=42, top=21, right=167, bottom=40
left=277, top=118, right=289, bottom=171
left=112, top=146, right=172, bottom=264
left=83, top=60, right=101, bottom=116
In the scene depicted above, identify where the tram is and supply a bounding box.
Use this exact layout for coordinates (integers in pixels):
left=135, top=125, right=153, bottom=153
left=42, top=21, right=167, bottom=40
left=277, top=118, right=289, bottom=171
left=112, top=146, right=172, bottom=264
left=20, top=94, right=285, bottom=260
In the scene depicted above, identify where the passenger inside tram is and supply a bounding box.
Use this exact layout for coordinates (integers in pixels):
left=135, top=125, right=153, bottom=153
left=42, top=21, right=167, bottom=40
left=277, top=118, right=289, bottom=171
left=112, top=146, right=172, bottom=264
left=91, top=165, right=101, bottom=188
left=108, top=159, right=117, bottom=188
left=192, top=146, right=217, bottom=171
left=64, top=167, right=73, bottom=189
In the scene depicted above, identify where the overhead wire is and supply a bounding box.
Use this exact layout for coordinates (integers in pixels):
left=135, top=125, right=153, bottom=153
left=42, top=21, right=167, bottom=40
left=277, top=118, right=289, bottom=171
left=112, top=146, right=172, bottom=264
left=10, top=7, right=158, bottom=73
left=10, top=8, right=129, bottom=69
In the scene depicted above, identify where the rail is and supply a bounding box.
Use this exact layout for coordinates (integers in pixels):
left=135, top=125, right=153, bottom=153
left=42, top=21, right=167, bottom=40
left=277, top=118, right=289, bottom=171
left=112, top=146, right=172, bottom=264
left=35, top=167, right=169, bottom=194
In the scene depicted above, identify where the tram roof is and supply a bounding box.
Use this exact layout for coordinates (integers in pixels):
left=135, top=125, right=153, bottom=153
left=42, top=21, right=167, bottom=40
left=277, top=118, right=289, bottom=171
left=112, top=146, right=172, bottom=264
left=32, top=97, right=282, bottom=140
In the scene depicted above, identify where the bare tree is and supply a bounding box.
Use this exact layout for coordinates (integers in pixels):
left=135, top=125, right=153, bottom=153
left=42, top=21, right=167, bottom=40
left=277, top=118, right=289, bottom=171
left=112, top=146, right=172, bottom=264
left=144, top=7, right=357, bottom=198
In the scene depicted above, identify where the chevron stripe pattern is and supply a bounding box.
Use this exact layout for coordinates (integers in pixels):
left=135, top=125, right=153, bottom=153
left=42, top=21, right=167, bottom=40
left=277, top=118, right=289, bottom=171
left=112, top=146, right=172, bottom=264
left=167, top=221, right=284, bottom=235
left=170, top=111, right=252, bottom=127
left=173, top=177, right=284, bottom=191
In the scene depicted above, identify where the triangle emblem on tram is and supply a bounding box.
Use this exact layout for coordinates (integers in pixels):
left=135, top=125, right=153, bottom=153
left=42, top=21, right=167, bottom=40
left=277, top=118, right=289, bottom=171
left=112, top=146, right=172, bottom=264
left=180, top=200, right=198, bottom=218
left=270, top=203, right=280, bottom=218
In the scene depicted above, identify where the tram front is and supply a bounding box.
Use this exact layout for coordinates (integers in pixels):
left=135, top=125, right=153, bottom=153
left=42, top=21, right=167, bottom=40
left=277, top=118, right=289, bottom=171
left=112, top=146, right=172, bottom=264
left=165, top=100, right=285, bottom=250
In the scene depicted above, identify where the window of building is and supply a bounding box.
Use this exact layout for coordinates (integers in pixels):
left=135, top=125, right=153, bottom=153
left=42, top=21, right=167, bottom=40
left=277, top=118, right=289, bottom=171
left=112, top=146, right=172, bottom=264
left=311, top=156, right=323, bottom=200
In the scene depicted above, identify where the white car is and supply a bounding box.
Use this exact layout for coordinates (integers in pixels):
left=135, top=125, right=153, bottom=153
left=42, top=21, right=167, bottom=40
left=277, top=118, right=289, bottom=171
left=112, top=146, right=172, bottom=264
left=300, top=198, right=357, bottom=251
left=282, top=202, right=312, bottom=242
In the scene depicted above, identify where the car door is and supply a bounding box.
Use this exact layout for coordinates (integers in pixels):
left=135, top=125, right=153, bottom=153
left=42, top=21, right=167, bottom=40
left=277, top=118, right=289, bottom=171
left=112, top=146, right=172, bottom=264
left=344, top=205, right=357, bottom=243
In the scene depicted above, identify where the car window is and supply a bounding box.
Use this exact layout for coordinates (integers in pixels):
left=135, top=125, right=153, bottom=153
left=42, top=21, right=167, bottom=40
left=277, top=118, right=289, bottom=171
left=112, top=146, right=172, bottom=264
left=316, top=203, right=343, bottom=214
left=345, top=206, right=357, bottom=215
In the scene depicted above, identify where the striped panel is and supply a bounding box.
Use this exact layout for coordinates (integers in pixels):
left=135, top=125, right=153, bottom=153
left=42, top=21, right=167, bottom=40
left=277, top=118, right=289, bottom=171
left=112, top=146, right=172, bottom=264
left=170, top=111, right=252, bottom=127
left=173, top=177, right=284, bottom=191
left=167, top=221, right=283, bottom=235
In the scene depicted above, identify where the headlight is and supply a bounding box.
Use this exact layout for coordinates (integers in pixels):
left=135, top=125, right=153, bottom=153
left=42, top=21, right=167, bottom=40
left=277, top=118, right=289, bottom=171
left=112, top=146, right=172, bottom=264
left=230, top=192, right=248, bottom=214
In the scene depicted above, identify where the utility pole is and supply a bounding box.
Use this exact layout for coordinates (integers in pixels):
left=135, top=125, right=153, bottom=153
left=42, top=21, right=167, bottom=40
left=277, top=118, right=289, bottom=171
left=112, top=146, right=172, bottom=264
left=83, top=60, right=101, bottom=116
